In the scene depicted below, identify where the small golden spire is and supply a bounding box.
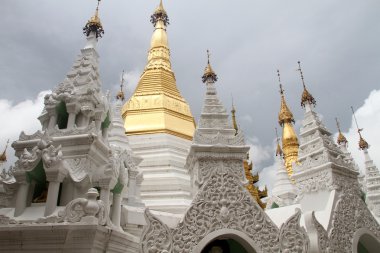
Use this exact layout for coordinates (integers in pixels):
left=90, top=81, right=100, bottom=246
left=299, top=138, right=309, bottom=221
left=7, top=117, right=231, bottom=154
left=83, top=0, right=104, bottom=38
left=277, top=70, right=295, bottom=126
left=351, top=106, right=369, bottom=150
left=116, top=70, right=126, bottom=101
left=150, top=0, right=169, bottom=27
left=275, top=128, right=283, bottom=157
left=202, top=50, right=218, bottom=83
left=297, top=61, right=316, bottom=108
left=0, top=139, right=9, bottom=162
left=231, top=96, right=238, bottom=135
left=335, top=117, right=348, bottom=145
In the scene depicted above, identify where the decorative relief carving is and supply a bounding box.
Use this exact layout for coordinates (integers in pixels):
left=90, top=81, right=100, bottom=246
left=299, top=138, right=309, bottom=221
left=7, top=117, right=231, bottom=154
left=140, top=209, right=173, bottom=253
left=37, top=188, right=111, bottom=226
left=193, top=131, right=245, bottom=146
left=311, top=211, right=329, bottom=253
left=329, top=192, right=380, bottom=253
left=279, top=208, right=310, bottom=253
left=48, top=121, right=97, bottom=137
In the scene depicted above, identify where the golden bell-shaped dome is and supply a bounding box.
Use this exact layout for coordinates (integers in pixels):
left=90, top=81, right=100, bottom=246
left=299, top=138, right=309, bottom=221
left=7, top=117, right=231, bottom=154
left=122, top=1, right=195, bottom=140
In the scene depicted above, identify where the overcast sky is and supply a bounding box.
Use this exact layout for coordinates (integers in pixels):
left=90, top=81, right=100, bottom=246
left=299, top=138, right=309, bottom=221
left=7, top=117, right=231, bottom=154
left=1, top=0, right=380, bottom=186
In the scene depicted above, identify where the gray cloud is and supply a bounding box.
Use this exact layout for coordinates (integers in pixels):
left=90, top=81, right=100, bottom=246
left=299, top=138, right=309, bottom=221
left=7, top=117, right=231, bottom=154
left=1, top=0, right=380, bottom=170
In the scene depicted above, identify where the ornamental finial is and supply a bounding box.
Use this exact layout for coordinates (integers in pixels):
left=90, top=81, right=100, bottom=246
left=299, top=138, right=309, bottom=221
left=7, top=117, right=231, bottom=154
left=335, top=117, right=348, bottom=145
left=202, top=50, right=218, bottom=83
left=150, top=0, right=169, bottom=27
left=351, top=106, right=369, bottom=150
left=83, top=0, right=104, bottom=39
left=277, top=70, right=295, bottom=126
left=116, top=70, right=126, bottom=101
left=277, top=70, right=284, bottom=95
left=297, top=61, right=316, bottom=108
left=231, top=96, right=238, bottom=135
left=275, top=128, right=283, bottom=157
left=0, top=139, right=9, bottom=162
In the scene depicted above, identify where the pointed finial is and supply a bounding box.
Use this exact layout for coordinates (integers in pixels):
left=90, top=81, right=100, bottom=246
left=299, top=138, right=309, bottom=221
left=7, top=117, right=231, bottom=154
left=83, top=0, right=104, bottom=39
left=202, top=50, right=218, bottom=83
left=116, top=70, right=126, bottom=101
left=335, top=117, right=348, bottom=145
left=0, top=139, right=9, bottom=162
left=277, top=70, right=295, bottom=126
left=351, top=106, right=369, bottom=150
left=151, top=0, right=169, bottom=27
left=275, top=128, right=283, bottom=157
left=231, top=95, right=238, bottom=135
left=277, top=70, right=284, bottom=95
left=297, top=61, right=316, bottom=108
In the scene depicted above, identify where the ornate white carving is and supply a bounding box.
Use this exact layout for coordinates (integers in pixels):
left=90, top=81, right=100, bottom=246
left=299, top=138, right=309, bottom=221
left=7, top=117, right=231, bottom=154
left=37, top=188, right=111, bottom=226
left=18, top=130, right=44, bottom=141
left=311, top=211, right=329, bottom=253
left=140, top=209, right=173, bottom=253
left=279, top=208, right=310, bottom=253
left=329, top=192, right=380, bottom=253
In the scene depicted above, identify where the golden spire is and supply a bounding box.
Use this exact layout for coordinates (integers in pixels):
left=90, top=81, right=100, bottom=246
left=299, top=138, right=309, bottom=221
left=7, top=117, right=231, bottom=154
left=202, top=50, right=218, bottom=83
left=351, top=106, right=369, bottom=150
left=116, top=70, right=125, bottom=101
left=83, top=0, right=104, bottom=38
left=275, top=128, right=283, bottom=157
left=277, top=70, right=295, bottom=126
left=0, top=140, right=9, bottom=162
left=335, top=117, right=348, bottom=145
left=122, top=1, right=195, bottom=140
left=297, top=61, right=316, bottom=108
left=231, top=96, right=238, bottom=135
left=277, top=70, right=299, bottom=176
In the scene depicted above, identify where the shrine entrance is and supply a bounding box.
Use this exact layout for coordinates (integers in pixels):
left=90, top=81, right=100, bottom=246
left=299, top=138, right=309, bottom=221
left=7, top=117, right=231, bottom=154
left=201, top=239, right=249, bottom=253
left=194, top=229, right=259, bottom=253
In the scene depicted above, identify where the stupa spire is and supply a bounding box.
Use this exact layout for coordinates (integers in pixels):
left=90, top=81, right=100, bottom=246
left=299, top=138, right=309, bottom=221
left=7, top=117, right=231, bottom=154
left=122, top=1, right=195, bottom=140
left=277, top=70, right=295, bottom=125
left=202, top=50, right=218, bottom=83
left=83, top=0, right=104, bottom=39
left=351, top=106, right=369, bottom=150
left=297, top=61, right=316, bottom=109
left=116, top=70, right=125, bottom=101
left=335, top=117, right=348, bottom=146
left=277, top=70, right=299, bottom=176
left=0, top=139, right=9, bottom=162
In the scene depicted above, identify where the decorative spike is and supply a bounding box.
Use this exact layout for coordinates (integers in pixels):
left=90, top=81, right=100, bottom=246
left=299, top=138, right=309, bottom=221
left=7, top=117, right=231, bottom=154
left=0, top=139, right=9, bottom=162
left=297, top=61, right=316, bottom=108
left=277, top=70, right=294, bottom=126
left=150, top=0, right=169, bottom=27
left=83, top=0, right=104, bottom=39
left=231, top=95, right=238, bottom=135
left=116, top=70, right=126, bottom=101
left=351, top=106, right=369, bottom=150
left=335, top=117, right=348, bottom=145
left=202, top=50, right=218, bottom=83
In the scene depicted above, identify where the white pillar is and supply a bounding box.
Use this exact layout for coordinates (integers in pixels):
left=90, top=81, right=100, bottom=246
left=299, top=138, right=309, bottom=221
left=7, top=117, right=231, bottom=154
left=14, top=183, right=30, bottom=217
left=100, top=187, right=110, bottom=206
left=44, top=181, right=60, bottom=216
left=48, top=114, right=57, bottom=129
left=111, top=193, right=122, bottom=227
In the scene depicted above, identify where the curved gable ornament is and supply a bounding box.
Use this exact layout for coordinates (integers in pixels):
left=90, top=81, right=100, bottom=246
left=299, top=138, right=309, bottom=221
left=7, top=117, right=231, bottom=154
left=329, top=192, right=380, bottom=253
left=140, top=161, right=280, bottom=253
left=140, top=209, right=173, bottom=253
left=279, top=208, right=310, bottom=253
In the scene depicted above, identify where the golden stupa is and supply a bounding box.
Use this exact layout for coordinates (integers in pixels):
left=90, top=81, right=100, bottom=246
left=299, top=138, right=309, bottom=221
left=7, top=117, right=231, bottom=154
left=277, top=70, right=299, bottom=176
left=122, top=0, right=195, bottom=140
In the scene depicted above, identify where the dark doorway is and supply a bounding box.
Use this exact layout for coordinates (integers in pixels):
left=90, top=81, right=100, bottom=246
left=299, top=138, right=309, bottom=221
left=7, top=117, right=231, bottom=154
left=201, top=239, right=248, bottom=253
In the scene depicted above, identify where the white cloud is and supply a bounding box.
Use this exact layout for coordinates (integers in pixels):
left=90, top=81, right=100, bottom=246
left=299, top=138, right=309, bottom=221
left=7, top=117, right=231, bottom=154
left=246, top=136, right=272, bottom=168
left=0, top=91, right=50, bottom=166
left=343, top=89, right=380, bottom=172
